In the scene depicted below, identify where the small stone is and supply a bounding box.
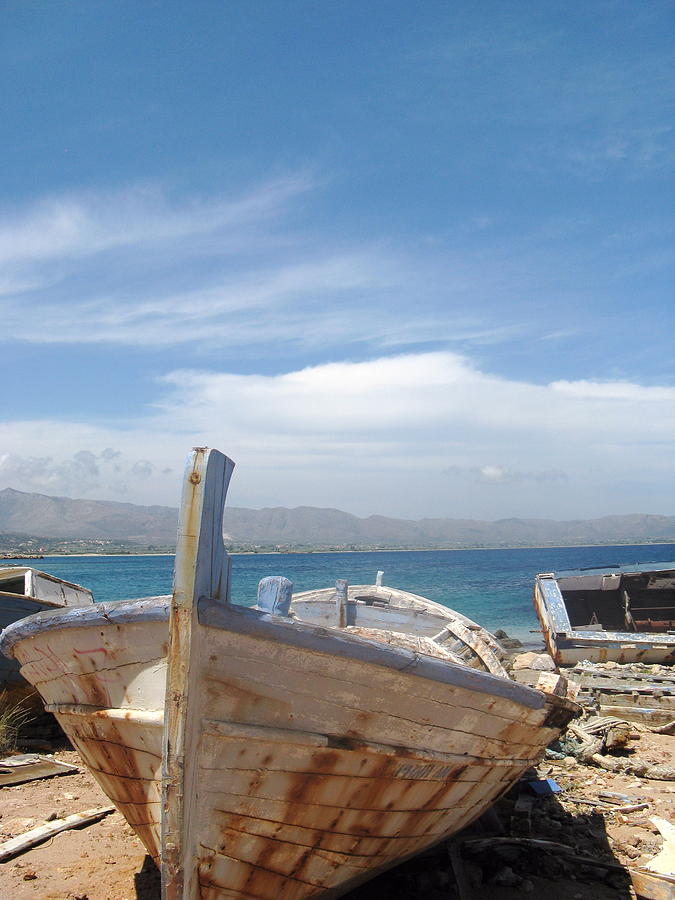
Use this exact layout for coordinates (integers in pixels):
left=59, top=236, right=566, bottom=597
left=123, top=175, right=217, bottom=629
left=513, top=652, right=556, bottom=671
left=522, top=879, right=534, bottom=893
left=23, top=870, right=37, bottom=881
left=46, top=811, right=59, bottom=822
left=493, top=865, right=522, bottom=887
left=495, top=629, right=523, bottom=649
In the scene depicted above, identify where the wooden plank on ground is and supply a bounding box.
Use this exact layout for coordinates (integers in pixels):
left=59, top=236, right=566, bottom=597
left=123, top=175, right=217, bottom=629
left=0, top=806, right=114, bottom=862
left=598, top=706, right=675, bottom=727
left=0, top=754, right=78, bottom=787
left=627, top=869, right=675, bottom=900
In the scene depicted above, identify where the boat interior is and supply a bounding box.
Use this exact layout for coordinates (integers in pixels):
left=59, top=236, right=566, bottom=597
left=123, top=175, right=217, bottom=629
left=558, top=569, right=675, bottom=634
left=0, top=571, right=31, bottom=597
left=255, top=573, right=509, bottom=677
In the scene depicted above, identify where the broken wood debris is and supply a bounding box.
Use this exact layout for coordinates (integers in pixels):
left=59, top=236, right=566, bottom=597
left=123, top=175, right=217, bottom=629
left=0, top=754, right=78, bottom=787
left=650, top=719, right=675, bottom=735
left=627, top=868, right=675, bottom=900
left=589, top=752, right=675, bottom=781
left=0, top=806, right=115, bottom=862
left=570, top=662, right=675, bottom=727
left=644, top=817, right=675, bottom=877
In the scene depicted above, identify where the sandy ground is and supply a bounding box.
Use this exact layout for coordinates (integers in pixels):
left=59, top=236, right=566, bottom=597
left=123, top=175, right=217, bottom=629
left=0, top=734, right=673, bottom=900
left=0, top=749, right=159, bottom=900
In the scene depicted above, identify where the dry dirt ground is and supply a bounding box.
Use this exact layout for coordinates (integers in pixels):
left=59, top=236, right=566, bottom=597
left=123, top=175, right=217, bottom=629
left=0, top=734, right=673, bottom=900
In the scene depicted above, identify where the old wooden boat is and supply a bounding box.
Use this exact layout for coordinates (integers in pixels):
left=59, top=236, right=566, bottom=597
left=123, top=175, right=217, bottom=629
left=534, top=567, right=675, bottom=666
left=1, top=449, right=578, bottom=899
left=0, top=566, right=93, bottom=708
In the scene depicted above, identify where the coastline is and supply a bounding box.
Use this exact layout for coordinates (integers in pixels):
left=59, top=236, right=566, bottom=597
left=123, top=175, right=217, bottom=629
left=3, top=538, right=674, bottom=560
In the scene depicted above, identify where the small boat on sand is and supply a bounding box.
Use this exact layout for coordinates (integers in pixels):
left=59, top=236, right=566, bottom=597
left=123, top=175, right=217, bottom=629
left=534, top=566, right=675, bottom=666
left=0, top=567, right=93, bottom=709
left=1, top=448, right=578, bottom=899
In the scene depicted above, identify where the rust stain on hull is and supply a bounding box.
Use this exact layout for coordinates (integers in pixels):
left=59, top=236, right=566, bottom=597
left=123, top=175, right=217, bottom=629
left=7, top=610, right=577, bottom=900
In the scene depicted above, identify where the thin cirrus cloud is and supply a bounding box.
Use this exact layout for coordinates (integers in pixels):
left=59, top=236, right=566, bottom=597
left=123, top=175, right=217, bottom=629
left=0, top=178, right=422, bottom=351
left=0, top=174, right=670, bottom=367
left=0, top=174, right=315, bottom=267
left=0, top=178, right=525, bottom=356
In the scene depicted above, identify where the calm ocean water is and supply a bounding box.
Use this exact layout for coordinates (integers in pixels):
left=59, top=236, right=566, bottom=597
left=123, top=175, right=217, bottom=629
left=4, top=544, right=675, bottom=647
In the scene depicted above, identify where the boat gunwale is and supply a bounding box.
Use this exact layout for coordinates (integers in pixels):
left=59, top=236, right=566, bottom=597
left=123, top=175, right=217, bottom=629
left=292, top=584, right=500, bottom=634
left=0, top=595, right=171, bottom=658
left=0, top=565, right=94, bottom=595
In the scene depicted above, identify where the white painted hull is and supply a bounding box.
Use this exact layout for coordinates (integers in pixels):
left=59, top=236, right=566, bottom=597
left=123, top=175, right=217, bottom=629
left=0, top=566, right=93, bottom=708
left=1, top=450, right=578, bottom=899
left=3, top=595, right=575, bottom=899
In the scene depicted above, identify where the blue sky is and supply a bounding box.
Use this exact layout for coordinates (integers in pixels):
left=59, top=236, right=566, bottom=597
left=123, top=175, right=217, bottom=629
left=1, top=1, right=673, bottom=519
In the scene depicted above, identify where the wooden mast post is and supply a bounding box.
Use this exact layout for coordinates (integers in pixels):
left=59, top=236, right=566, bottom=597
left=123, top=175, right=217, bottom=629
left=161, top=447, right=235, bottom=899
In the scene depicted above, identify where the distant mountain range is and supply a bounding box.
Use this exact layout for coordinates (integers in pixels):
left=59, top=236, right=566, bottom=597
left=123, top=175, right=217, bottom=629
left=1, top=487, right=674, bottom=552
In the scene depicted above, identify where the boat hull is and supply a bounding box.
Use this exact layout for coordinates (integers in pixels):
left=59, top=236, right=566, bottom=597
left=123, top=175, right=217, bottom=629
left=2, top=596, right=576, bottom=899
left=0, top=568, right=93, bottom=711
left=534, top=572, right=675, bottom=666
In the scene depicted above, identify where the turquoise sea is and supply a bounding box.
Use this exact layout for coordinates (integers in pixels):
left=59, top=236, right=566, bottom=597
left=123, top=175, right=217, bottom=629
left=3, top=544, right=675, bottom=647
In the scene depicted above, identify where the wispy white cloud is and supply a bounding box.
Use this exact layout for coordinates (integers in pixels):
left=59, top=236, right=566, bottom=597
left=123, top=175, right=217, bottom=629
left=0, top=175, right=314, bottom=267
left=0, top=179, right=538, bottom=354
left=551, top=380, right=675, bottom=401
left=0, top=172, right=670, bottom=372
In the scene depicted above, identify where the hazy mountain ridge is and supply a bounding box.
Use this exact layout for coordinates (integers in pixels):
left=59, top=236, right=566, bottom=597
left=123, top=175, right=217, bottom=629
left=0, top=488, right=674, bottom=550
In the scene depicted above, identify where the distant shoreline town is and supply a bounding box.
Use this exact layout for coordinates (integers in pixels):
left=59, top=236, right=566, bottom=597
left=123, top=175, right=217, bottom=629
left=2, top=538, right=675, bottom=561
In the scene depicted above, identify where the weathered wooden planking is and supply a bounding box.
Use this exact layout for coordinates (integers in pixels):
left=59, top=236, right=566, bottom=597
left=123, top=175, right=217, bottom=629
left=580, top=691, right=675, bottom=709
left=570, top=663, right=675, bottom=724
left=11, top=598, right=563, bottom=745
left=162, top=448, right=235, bottom=899
left=51, top=706, right=164, bottom=859
left=0, top=753, right=78, bottom=786
left=291, top=587, right=508, bottom=670
left=597, top=705, right=675, bottom=727
left=3, top=592, right=574, bottom=898
left=571, top=667, right=675, bottom=691
left=627, top=869, right=675, bottom=900
left=534, top=571, right=675, bottom=666
left=196, top=631, right=559, bottom=758
left=1, top=446, right=578, bottom=900
left=0, top=567, right=93, bottom=608
left=432, top=617, right=508, bottom=677
left=0, top=569, right=93, bottom=702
